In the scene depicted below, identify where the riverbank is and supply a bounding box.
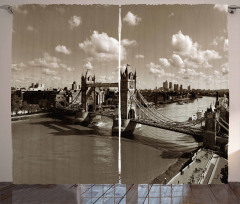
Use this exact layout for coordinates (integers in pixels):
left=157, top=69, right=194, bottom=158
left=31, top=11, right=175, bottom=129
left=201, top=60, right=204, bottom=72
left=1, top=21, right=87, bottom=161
left=151, top=157, right=189, bottom=184
left=151, top=147, right=202, bottom=184
left=11, top=112, right=50, bottom=121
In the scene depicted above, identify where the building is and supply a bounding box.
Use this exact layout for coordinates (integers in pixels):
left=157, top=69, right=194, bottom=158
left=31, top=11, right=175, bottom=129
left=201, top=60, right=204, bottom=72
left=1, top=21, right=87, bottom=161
left=163, top=80, right=168, bottom=90
left=188, top=85, right=191, bottom=91
left=169, top=82, right=172, bottom=90
left=22, top=90, right=59, bottom=109
left=29, top=83, right=45, bottom=91
left=72, top=81, right=77, bottom=90
left=180, top=85, right=183, bottom=92
left=174, top=84, right=179, bottom=92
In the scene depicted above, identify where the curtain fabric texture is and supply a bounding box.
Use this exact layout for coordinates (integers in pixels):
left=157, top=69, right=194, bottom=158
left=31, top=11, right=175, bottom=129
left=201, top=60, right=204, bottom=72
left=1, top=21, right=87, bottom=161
left=11, top=4, right=229, bottom=184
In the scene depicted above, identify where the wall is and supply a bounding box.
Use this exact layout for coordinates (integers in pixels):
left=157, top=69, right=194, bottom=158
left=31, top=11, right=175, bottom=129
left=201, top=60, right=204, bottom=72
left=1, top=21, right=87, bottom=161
left=0, top=0, right=240, bottom=182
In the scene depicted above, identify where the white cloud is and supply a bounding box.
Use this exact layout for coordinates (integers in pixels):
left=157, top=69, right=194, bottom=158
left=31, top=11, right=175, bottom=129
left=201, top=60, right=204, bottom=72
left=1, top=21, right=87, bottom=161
left=84, top=62, right=93, bottom=70
left=171, top=31, right=221, bottom=68
left=27, top=52, right=74, bottom=73
left=59, top=64, right=74, bottom=72
left=148, top=62, right=174, bottom=77
left=135, top=54, right=144, bottom=59
left=212, top=36, right=225, bottom=46
left=214, top=70, right=220, bottom=76
left=178, top=68, right=205, bottom=79
left=28, top=52, right=60, bottom=69
left=123, top=11, right=141, bottom=26
left=55, top=45, right=72, bottom=54
left=169, top=54, right=184, bottom=68
left=159, top=58, right=170, bottom=67
left=27, top=25, right=34, bottom=31
left=122, top=39, right=137, bottom=47
left=168, top=12, right=174, bottom=18
left=172, top=31, right=197, bottom=56
left=147, top=62, right=160, bottom=74
left=224, top=39, right=228, bottom=52
left=68, top=16, right=82, bottom=29
left=79, top=31, right=136, bottom=61
left=221, top=63, right=229, bottom=75
left=12, top=62, right=26, bottom=71
left=53, top=76, right=61, bottom=80
left=212, top=36, right=228, bottom=52
left=214, top=4, right=228, bottom=13
left=42, top=68, right=57, bottom=76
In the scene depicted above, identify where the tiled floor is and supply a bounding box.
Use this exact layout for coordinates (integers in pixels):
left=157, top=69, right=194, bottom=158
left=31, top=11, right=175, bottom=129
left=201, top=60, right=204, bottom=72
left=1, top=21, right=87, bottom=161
left=1, top=183, right=240, bottom=203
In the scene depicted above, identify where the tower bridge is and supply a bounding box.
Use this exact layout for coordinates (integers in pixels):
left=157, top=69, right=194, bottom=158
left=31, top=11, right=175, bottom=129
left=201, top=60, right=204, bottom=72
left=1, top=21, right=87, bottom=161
left=55, top=66, right=229, bottom=146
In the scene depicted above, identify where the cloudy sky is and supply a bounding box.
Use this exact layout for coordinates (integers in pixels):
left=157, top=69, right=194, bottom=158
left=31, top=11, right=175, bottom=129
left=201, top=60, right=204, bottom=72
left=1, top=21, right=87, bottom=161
left=12, top=4, right=228, bottom=90
left=12, top=5, right=120, bottom=88
left=121, top=4, right=228, bottom=90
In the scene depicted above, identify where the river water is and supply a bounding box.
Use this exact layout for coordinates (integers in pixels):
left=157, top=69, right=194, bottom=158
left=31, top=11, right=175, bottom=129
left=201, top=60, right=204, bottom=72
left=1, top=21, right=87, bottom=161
left=12, top=96, right=215, bottom=184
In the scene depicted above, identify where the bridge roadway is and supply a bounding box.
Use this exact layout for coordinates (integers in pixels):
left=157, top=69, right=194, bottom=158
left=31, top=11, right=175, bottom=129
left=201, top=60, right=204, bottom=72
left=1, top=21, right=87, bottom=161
left=130, top=118, right=203, bottom=137
left=86, top=82, right=118, bottom=87
left=91, top=111, right=203, bottom=137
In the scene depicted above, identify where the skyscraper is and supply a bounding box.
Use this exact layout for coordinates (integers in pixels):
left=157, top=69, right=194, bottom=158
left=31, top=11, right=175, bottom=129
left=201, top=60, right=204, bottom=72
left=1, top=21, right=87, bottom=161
left=163, top=80, right=168, bottom=90
left=72, top=81, right=77, bottom=90
left=169, top=82, right=172, bottom=90
left=180, top=84, right=183, bottom=92
left=174, top=84, right=179, bottom=92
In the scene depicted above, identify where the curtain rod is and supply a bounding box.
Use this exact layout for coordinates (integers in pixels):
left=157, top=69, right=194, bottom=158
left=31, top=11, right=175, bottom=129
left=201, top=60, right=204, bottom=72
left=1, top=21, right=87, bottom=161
left=0, top=4, right=239, bottom=14
left=229, top=5, right=240, bottom=14
left=0, top=5, right=13, bottom=14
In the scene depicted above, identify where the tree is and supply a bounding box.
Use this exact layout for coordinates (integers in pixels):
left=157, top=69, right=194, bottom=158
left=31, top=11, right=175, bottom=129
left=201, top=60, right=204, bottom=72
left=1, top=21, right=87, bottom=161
left=220, top=165, right=228, bottom=184
left=11, top=94, right=21, bottom=115
left=39, top=99, right=48, bottom=110
left=22, top=101, right=28, bottom=114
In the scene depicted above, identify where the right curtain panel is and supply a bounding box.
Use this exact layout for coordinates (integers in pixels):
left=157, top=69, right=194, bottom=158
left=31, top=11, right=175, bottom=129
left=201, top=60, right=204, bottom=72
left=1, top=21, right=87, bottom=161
left=120, top=4, right=229, bottom=184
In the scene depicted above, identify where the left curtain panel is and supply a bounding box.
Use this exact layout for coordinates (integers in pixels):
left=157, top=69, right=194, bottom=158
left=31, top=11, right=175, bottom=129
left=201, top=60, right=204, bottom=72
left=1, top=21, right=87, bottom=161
left=12, top=4, right=119, bottom=184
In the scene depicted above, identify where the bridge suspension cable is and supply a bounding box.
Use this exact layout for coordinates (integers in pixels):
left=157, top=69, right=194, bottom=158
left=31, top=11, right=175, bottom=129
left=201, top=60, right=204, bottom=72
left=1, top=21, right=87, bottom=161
left=134, top=90, right=202, bottom=127
left=56, top=89, right=82, bottom=110
left=130, top=91, right=202, bottom=130
left=136, top=90, right=176, bottom=123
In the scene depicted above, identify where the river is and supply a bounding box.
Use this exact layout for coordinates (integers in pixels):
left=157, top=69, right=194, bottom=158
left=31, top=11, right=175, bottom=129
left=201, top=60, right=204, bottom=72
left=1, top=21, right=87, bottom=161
left=12, top=96, right=215, bottom=184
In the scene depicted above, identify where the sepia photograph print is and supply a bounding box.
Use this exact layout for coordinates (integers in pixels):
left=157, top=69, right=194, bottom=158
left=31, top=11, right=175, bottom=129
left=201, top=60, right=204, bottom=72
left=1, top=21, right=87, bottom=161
left=11, top=4, right=229, bottom=185
left=11, top=4, right=120, bottom=184
left=120, top=4, right=229, bottom=184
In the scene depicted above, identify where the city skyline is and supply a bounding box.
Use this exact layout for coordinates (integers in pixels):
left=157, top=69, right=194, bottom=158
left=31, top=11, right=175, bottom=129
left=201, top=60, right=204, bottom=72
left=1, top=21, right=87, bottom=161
left=12, top=4, right=228, bottom=90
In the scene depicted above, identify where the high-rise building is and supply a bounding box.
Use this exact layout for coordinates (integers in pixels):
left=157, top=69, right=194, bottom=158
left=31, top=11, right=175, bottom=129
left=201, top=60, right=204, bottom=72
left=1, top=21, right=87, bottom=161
left=174, top=84, right=179, bottom=92
left=72, top=81, right=77, bottom=90
left=188, top=85, right=191, bottom=91
left=169, top=82, right=172, bottom=90
left=163, top=80, right=168, bottom=90
left=180, top=84, right=183, bottom=92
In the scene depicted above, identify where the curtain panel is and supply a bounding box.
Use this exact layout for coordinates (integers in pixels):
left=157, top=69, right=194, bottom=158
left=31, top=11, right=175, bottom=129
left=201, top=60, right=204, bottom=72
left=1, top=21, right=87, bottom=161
left=11, top=4, right=229, bottom=184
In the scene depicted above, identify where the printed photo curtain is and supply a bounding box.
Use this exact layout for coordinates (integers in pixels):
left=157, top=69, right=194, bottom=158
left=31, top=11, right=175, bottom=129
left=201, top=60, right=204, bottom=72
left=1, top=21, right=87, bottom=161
left=11, top=4, right=229, bottom=184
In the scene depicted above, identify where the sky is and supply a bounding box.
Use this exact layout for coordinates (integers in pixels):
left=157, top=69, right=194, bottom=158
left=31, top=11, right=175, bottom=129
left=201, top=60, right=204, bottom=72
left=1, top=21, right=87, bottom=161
left=121, top=4, right=229, bottom=90
left=12, top=5, right=119, bottom=89
left=12, top=4, right=228, bottom=90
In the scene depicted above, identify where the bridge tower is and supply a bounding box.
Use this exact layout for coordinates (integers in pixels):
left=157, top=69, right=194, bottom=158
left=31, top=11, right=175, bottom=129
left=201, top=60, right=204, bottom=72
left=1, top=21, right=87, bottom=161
left=121, top=65, right=137, bottom=119
left=203, top=106, right=219, bottom=149
left=113, top=65, right=138, bottom=136
left=81, top=70, right=96, bottom=112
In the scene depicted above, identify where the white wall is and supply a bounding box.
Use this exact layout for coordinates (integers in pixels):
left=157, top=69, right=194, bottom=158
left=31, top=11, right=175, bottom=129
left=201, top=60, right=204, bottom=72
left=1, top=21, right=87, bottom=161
left=0, top=0, right=240, bottom=182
